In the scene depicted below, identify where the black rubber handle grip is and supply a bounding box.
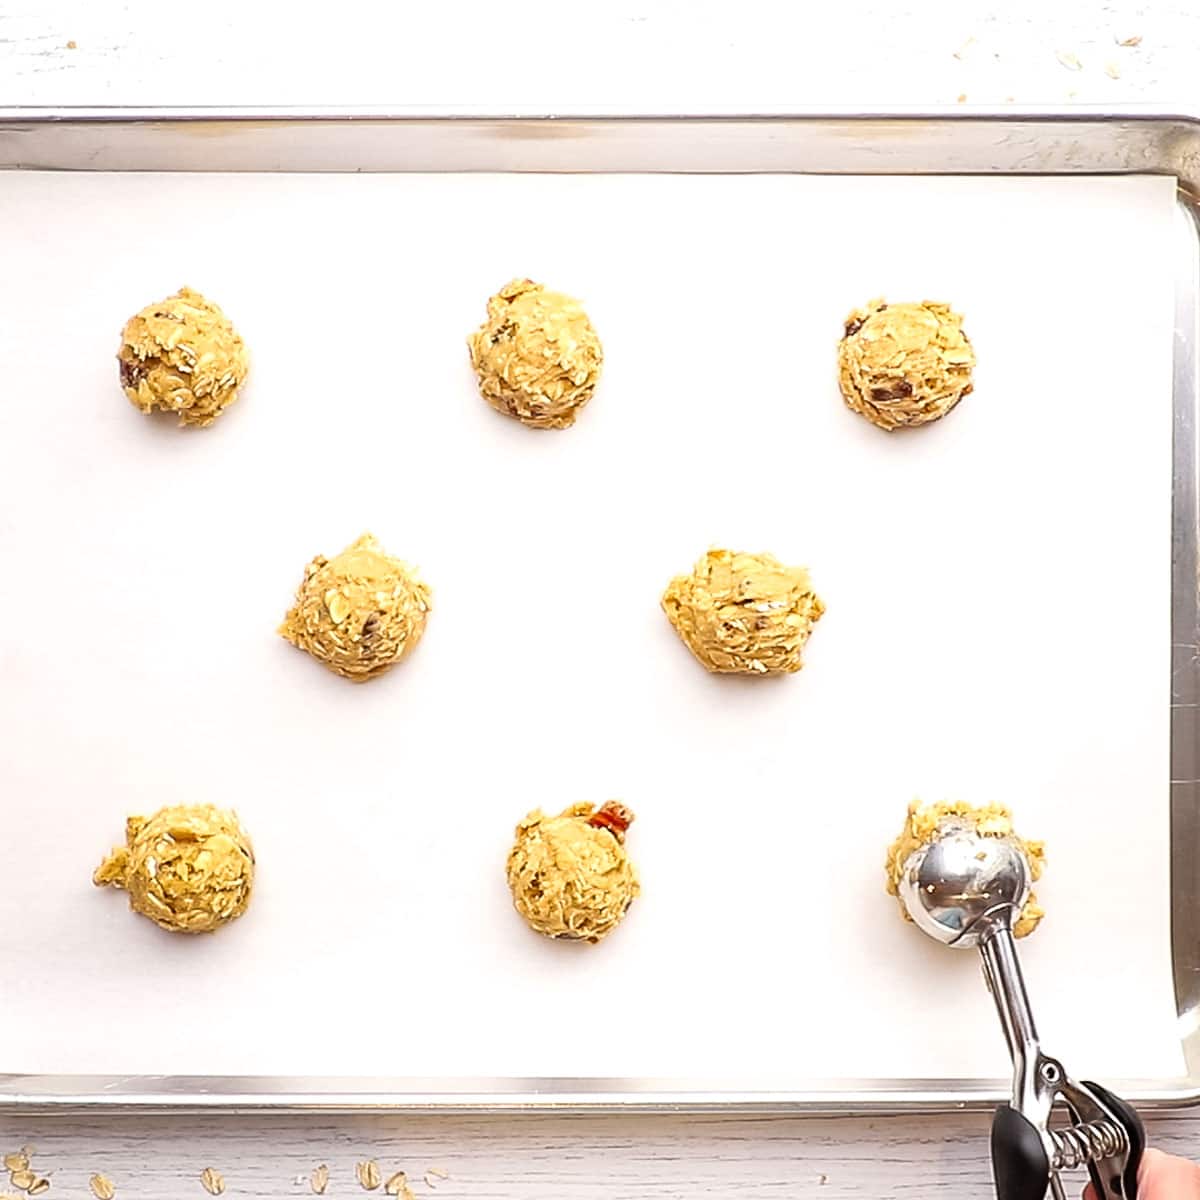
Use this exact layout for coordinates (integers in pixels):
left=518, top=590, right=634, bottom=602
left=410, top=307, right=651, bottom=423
left=1082, top=1081, right=1145, bottom=1199
left=991, top=1104, right=1050, bottom=1200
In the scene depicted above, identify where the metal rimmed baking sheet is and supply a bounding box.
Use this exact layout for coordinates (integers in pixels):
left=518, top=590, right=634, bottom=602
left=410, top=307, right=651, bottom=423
left=0, top=109, right=1197, bottom=1113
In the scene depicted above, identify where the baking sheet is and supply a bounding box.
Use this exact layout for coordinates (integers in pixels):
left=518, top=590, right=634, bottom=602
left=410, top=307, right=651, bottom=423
left=0, top=170, right=1180, bottom=1085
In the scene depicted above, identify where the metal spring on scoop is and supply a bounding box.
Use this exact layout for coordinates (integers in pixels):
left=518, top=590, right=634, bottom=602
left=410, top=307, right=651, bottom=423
left=1050, top=1120, right=1129, bottom=1170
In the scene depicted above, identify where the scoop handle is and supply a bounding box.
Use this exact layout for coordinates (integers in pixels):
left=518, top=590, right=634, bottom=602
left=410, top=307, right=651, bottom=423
left=991, top=1104, right=1050, bottom=1200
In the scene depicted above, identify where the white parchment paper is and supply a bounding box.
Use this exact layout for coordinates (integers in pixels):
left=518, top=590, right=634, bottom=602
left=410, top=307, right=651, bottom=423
left=0, top=171, right=1180, bottom=1084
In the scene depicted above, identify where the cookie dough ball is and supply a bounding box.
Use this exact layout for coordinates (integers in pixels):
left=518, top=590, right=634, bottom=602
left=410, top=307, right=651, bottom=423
left=506, top=801, right=639, bottom=943
left=117, top=286, right=249, bottom=427
left=662, top=548, right=824, bottom=676
left=837, top=299, right=974, bottom=430
left=467, top=278, right=602, bottom=430
left=279, top=532, right=431, bottom=682
left=93, top=804, right=255, bottom=934
left=885, top=799, right=1046, bottom=938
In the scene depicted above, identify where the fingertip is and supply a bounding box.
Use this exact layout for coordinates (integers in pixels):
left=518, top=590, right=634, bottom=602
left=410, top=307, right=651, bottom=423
left=1137, top=1146, right=1200, bottom=1197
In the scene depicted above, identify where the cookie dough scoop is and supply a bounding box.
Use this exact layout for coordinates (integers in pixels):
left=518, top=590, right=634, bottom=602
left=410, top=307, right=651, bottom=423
left=896, top=816, right=1143, bottom=1200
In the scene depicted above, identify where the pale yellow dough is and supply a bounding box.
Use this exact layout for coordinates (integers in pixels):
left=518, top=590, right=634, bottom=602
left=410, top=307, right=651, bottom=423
left=94, top=804, right=255, bottom=934
left=662, top=548, right=824, bottom=676
left=506, top=802, right=638, bottom=943
left=837, top=299, right=974, bottom=430
left=468, top=279, right=602, bottom=429
left=279, top=533, right=431, bottom=682
left=117, top=286, right=248, bottom=427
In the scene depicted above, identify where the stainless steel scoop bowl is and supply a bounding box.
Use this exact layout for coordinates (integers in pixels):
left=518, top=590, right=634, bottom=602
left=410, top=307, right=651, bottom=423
left=897, top=815, right=1033, bottom=948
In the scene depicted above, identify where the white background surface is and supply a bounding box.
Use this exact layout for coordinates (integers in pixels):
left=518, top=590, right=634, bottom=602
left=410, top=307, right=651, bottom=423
left=2, top=0, right=1199, bottom=1196
left=0, top=171, right=1179, bottom=1084
left=0, top=0, right=1196, bottom=112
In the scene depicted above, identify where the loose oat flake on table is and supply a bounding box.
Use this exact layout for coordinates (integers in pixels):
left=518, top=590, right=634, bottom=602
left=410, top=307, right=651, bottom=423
left=117, top=287, right=249, bottom=427
left=836, top=298, right=975, bottom=430
left=200, top=1168, right=225, bottom=1196
left=467, top=278, right=603, bottom=429
left=279, top=533, right=432, bottom=682
left=88, top=1175, right=114, bottom=1200
left=93, top=804, right=255, bottom=934
left=384, top=1172, right=414, bottom=1198
left=507, top=801, right=639, bottom=943
left=662, top=548, right=824, bottom=676
left=884, top=799, right=1046, bottom=938
left=309, top=1165, right=329, bottom=1196
left=355, top=1161, right=381, bottom=1191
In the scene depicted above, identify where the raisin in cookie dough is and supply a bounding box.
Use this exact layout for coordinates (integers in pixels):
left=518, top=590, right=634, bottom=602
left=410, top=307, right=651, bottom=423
left=506, top=802, right=639, bottom=943
left=661, top=548, right=824, bottom=676
left=279, top=533, right=431, bottom=682
left=467, top=279, right=602, bottom=430
left=94, top=804, right=255, bottom=934
left=884, top=799, right=1046, bottom=938
left=837, top=299, right=974, bottom=431
left=117, top=287, right=249, bottom=427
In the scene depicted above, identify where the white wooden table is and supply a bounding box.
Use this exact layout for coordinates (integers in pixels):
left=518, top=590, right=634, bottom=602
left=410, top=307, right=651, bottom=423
left=2, top=1, right=1198, bottom=1195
